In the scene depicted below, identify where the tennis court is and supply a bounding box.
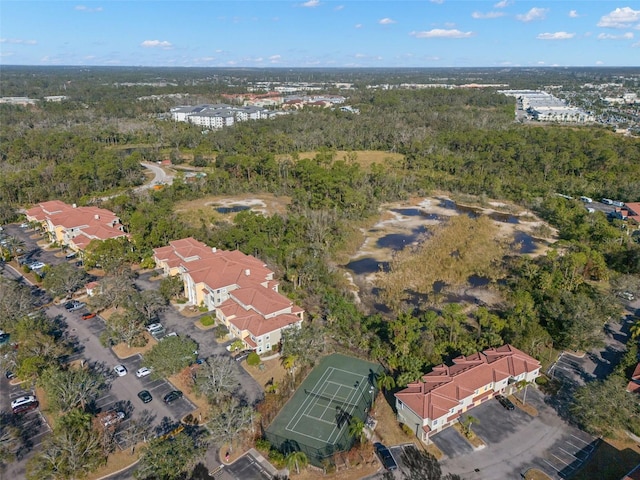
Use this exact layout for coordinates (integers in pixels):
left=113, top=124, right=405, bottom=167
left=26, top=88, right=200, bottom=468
left=265, top=353, right=382, bottom=466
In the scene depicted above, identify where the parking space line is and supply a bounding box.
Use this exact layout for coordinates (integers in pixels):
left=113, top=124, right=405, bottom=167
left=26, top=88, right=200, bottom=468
left=542, top=458, right=562, bottom=474
left=558, top=446, right=580, bottom=460
left=550, top=453, right=571, bottom=467
left=570, top=433, right=592, bottom=445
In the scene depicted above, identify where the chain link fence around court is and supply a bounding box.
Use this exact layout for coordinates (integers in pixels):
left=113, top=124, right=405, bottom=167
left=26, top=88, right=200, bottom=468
left=264, top=354, right=382, bottom=468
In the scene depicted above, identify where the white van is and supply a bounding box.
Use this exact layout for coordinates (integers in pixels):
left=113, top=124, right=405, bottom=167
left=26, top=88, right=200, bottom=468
left=579, top=196, right=593, bottom=203
left=601, top=198, right=613, bottom=205
left=612, top=200, right=624, bottom=207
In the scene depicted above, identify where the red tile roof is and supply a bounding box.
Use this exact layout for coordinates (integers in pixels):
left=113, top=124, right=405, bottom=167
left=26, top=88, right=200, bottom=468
left=624, top=203, right=640, bottom=223
left=25, top=201, right=127, bottom=248
left=626, top=362, right=640, bottom=394
left=395, top=345, right=540, bottom=421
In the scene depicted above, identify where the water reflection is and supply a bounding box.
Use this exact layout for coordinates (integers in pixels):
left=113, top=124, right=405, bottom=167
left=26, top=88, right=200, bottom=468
left=377, top=226, right=429, bottom=250
left=345, top=258, right=390, bottom=275
left=214, top=205, right=251, bottom=214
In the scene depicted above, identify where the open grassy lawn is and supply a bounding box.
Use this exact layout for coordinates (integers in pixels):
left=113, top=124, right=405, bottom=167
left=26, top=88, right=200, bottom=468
left=573, top=436, right=640, bottom=480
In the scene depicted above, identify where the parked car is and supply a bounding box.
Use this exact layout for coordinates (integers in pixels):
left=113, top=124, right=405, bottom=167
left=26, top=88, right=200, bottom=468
left=65, top=252, right=77, bottom=259
left=19, top=223, right=29, bottom=228
left=5, top=371, right=16, bottom=380
left=65, top=301, right=85, bottom=311
left=28, top=261, right=46, bottom=270
left=163, top=390, right=183, bottom=404
left=374, top=442, right=398, bottom=471
left=11, top=395, right=39, bottom=414
left=135, top=367, right=152, bottom=378
left=618, top=291, right=635, bottom=302
left=601, top=198, right=614, bottom=205
left=146, top=323, right=164, bottom=333
left=137, top=390, right=153, bottom=403
left=495, top=394, right=515, bottom=410
left=81, top=312, right=97, bottom=320
left=100, top=410, right=125, bottom=428
left=113, top=365, right=127, bottom=377
left=579, top=196, right=593, bottom=203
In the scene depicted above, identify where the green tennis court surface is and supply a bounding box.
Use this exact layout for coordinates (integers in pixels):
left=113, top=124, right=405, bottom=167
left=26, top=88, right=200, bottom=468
left=265, top=353, right=382, bottom=466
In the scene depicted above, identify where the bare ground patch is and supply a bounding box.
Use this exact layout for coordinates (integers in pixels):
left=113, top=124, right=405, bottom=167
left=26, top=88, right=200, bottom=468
left=174, top=193, right=291, bottom=227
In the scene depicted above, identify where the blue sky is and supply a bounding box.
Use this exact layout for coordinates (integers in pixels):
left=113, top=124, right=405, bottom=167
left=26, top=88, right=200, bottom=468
left=1, top=1, right=639, bottom=67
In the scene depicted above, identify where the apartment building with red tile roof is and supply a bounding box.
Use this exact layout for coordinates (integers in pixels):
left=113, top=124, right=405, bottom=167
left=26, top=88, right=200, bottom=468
left=395, top=344, right=541, bottom=443
left=153, top=238, right=304, bottom=354
left=25, top=201, right=127, bottom=252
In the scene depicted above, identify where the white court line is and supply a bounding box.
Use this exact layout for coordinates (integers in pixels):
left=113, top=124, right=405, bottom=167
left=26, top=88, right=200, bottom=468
left=285, top=367, right=368, bottom=445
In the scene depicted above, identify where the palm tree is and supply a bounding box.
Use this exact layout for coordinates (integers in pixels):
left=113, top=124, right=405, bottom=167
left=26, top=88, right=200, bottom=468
left=348, top=416, right=366, bottom=444
left=460, top=415, right=479, bottom=438
left=375, top=371, right=396, bottom=394
left=281, top=354, right=297, bottom=380
left=285, top=450, right=308, bottom=475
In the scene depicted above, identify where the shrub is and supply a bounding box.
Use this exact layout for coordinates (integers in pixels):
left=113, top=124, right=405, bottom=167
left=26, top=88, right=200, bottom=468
left=255, top=438, right=271, bottom=452
left=200, top=315, right=215, bottom=327
left=401, top=423, right=414, bottom=436
left=247, top=352, right=261, bottom=366
left=22, top=265, right=30, bottom=274
left=268, top=449, right=285, bottom=466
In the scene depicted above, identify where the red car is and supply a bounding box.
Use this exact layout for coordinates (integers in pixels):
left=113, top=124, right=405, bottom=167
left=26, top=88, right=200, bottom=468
left=81, top=312, right=97, bottom=320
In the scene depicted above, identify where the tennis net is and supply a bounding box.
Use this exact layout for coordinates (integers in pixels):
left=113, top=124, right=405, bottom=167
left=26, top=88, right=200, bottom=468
left=305, top=389, right=361, bottom=410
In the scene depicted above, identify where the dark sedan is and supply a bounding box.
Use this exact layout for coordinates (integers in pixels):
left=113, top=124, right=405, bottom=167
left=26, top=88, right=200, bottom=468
left=374, top=442, right=398, bottom=471
left=496, top=394, right=515, bottom=410
left=163, top=390, right=183, bottom=404
left=137, top=390, right=153, bottom=404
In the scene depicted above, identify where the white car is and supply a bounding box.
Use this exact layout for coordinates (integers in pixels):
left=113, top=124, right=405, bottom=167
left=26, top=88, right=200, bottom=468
left=28, top=261, right=46, bottom=270
left=135, top=367, right=152, bottom=378
left=113, top=365, right=127, bottom=377
left=11, top=395, right=37, bottom=409
left=146, top=323, right=164, bottom=333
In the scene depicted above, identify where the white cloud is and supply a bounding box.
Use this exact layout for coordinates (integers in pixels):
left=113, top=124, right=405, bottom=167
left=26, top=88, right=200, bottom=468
left=569, top=10, right=579, bottom=18
left=0, top=52, right=14, bottom=57
left=75, top=5, right=103, bottom=12
left=354, top=23, right=362, bottom=29
left=301, top=0, right=320, bottom=7
left=410, top=29, right=474, bottom=38
left=379, top=18, right=396, bottom=25
left=269, top=55, right=281, bottom=62
left=537, top=61, right=545, bottom=65
left=633, top=40, right=640, bottom=47
left=516, top=7, right=548, bottom=22
left=597, top=32, right=634, bottom=40
left=472, top=11, right=505, bottom=19
left=430, top=0, right=444, bottom=4
left=334, top=5, right=344, bottom=10
left=140, top=40, right=173, bottom=49
left=595, top=60, right=604, bottom=65
left=494, top=0, right=511, bottom=8
left=598, top=7, right=640, bottom=28
left=354, top=53, right=366, bottom=58
left=0, top=38, right=37, bottom=45
left=537, top=31, right=575, bottom=40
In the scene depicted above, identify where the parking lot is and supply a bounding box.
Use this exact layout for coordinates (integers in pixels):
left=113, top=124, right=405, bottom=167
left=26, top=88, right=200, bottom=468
left=438, top=388, right=597, bottom=480
left=2, top=379, right=52, bottom=461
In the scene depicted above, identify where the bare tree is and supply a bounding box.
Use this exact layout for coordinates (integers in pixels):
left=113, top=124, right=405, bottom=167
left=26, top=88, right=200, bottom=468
left=42, top=262, right=87, bottom=299
left=104, top=310, right=146, bottom=348
left=206, top=399, right=257, bottom=452
left=38, top=366, right=106, bottom=413
left=193, top=355, right=238, bottom=405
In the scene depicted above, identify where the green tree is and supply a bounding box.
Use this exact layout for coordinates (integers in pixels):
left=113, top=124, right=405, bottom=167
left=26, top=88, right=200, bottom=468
left=459, top=415, right=479, bottom=438
left=376, top=371, right=396, bottom=394
left=42, top=262, right=87, bottom=299
left=0, top=412, right=19, bottom=467
left=131, top=290, right=167, bottom=322
left=26, top=409, right=106, bottom=480
left=143, top=335, right=198, bottom=378
left=135, top=432, right=205, bottom=480
left=570, top=376, right=639, bottom=437
left=104, top=310, right=146, bottom=348
left=159, top=275, right=184, bottom=301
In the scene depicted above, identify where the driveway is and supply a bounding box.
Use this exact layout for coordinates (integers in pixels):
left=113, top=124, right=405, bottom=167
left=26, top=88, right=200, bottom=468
left=431, top=423, right=475, bottom=458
